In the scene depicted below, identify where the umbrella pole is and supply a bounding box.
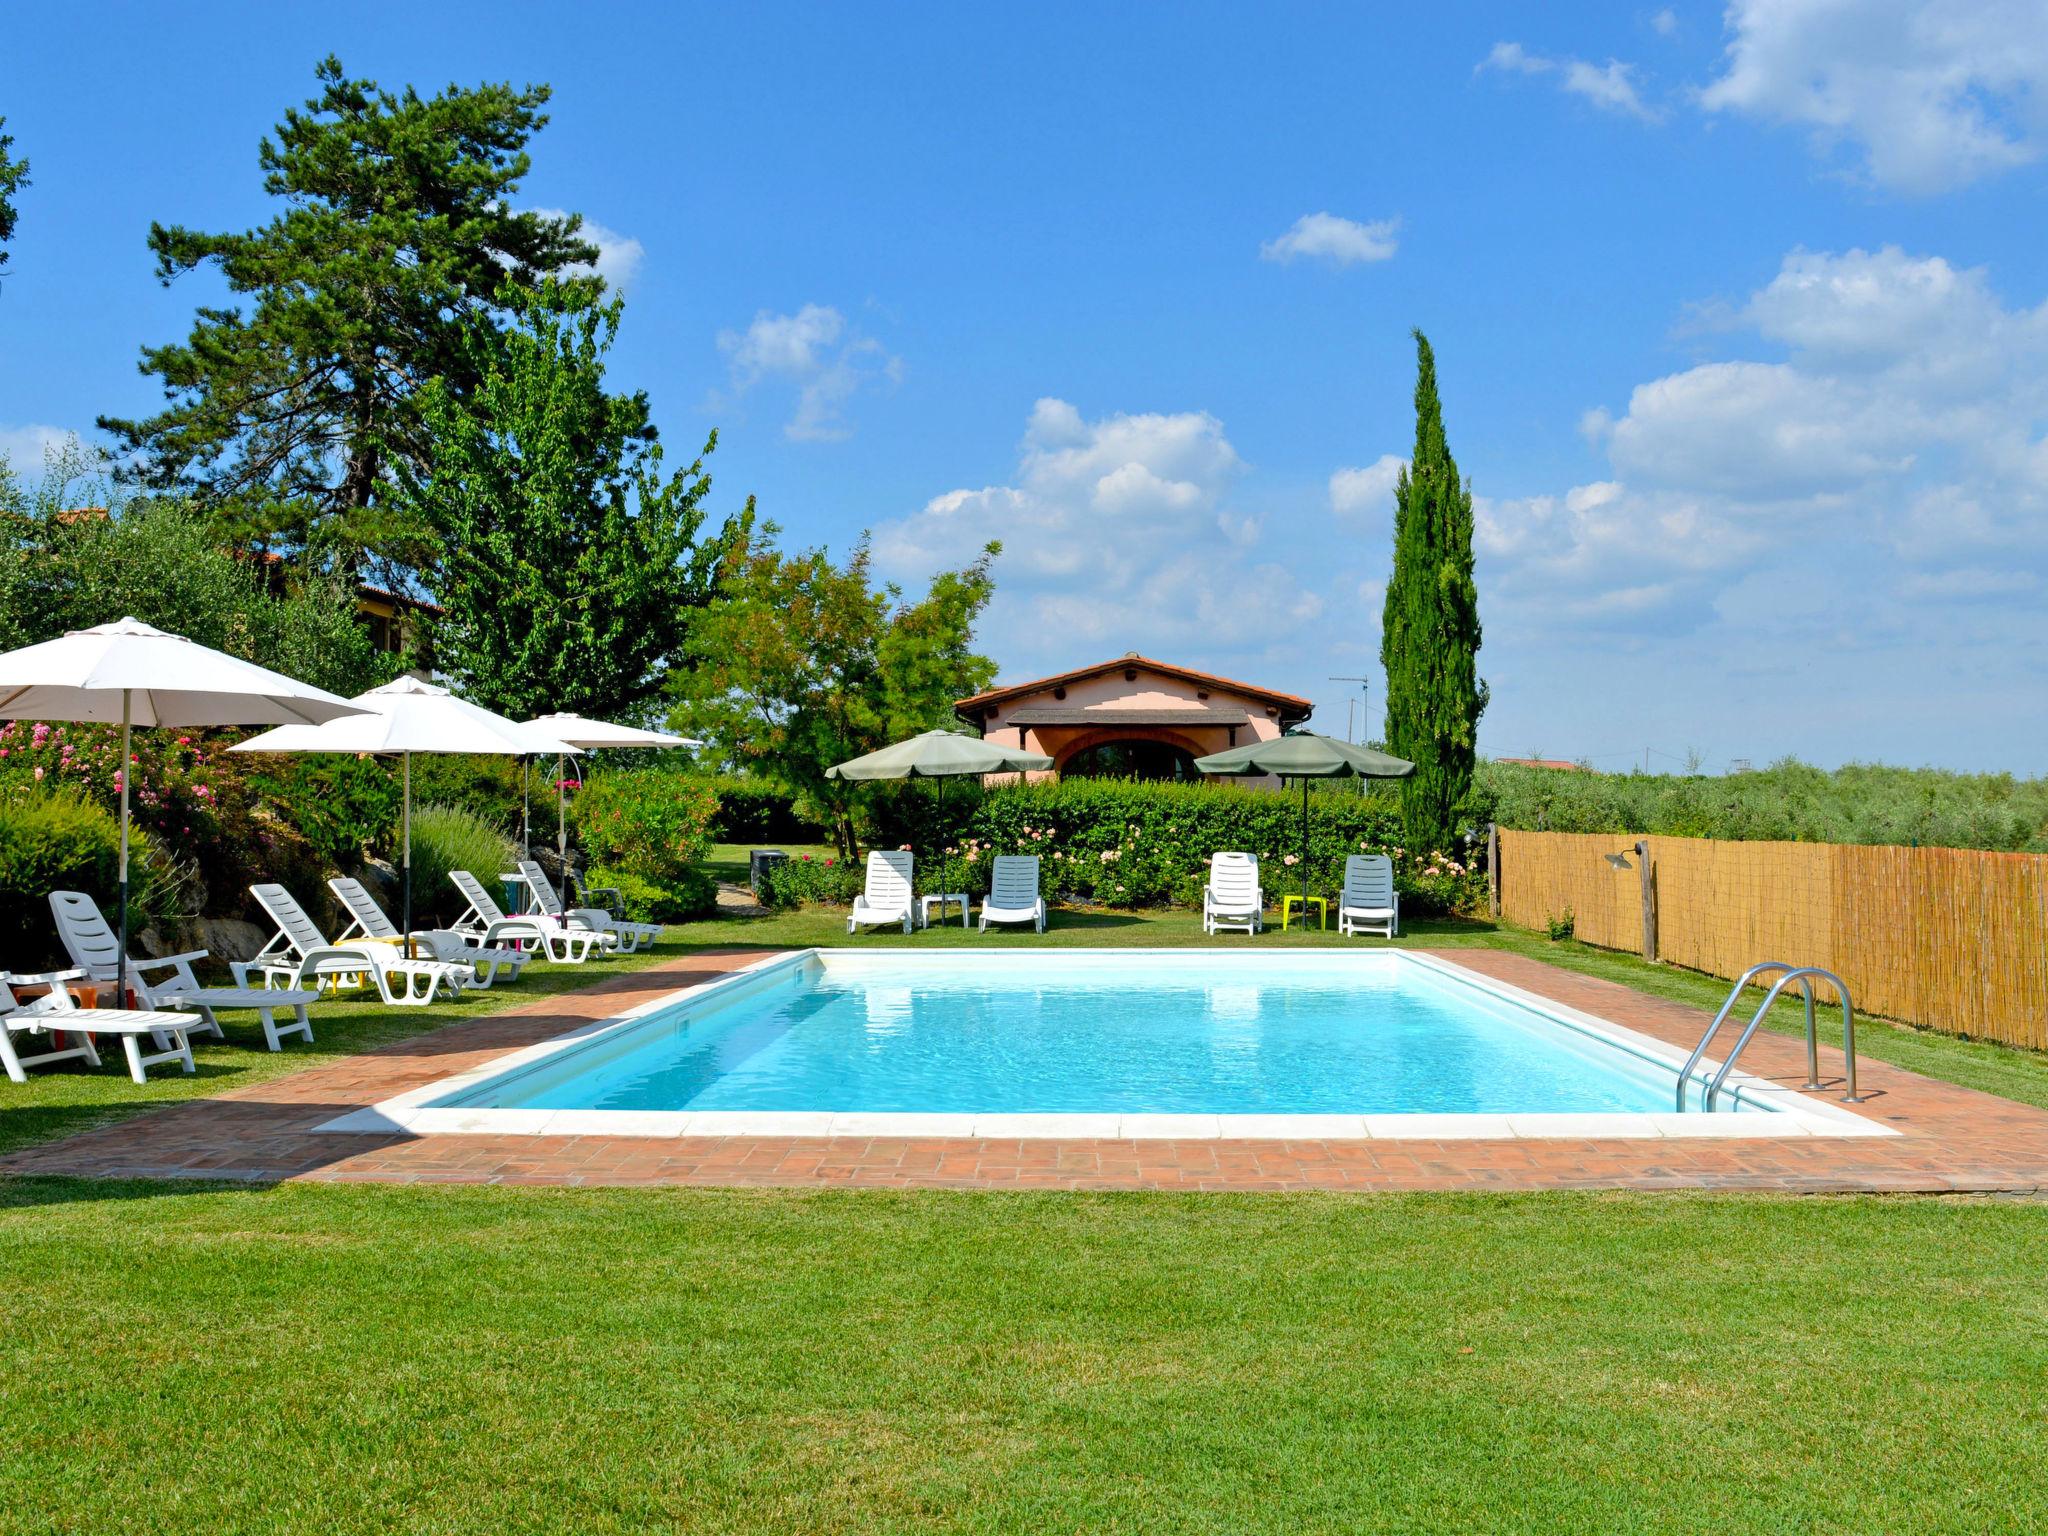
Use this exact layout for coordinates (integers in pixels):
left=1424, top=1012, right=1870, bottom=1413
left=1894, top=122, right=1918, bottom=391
left=521, top=755, right=530, bottom=861
left=556, top=753, right=567, bottom=884
left=401, top=753, right=413, bottom=960
left=116, top=690, right=131, bottom=1008
left=1301, top=776, right=1310, bottom=908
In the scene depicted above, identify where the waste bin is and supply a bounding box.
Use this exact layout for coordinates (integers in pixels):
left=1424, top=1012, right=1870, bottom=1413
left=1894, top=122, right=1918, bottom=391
left=749, top=849, right=788, bottom=897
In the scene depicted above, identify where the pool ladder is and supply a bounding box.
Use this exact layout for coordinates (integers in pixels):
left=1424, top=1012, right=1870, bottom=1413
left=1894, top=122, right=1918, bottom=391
left=1675, top=962, right=1862, bottom=1111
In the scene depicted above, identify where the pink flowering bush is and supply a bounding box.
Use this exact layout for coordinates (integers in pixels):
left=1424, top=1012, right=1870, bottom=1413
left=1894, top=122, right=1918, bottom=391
left=568, top=770, right=720, bottom=919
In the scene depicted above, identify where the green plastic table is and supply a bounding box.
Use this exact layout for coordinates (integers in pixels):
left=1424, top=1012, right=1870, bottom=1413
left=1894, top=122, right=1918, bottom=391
left=1280, top=895, right=1327, bottom=931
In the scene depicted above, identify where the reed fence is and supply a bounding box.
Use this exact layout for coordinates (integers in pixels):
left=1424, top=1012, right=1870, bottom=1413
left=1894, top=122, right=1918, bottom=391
left=1497, top=829, right=2048, bottom=1050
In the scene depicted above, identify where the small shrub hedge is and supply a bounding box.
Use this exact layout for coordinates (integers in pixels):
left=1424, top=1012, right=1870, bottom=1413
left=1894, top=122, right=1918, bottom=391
left=0, top=789, right=189, bottom=961
left=570, top=771, right=720, bottom=919
left=405, top=804, right=515, bottom=926
left=864, top=777, right=1487, bottom=915
left=759, top=851, right=864, bottom=910
left=703, top=775, right=822, bottom=843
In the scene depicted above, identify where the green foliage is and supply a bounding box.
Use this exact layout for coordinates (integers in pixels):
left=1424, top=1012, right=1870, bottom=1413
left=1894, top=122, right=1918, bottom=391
left=570, top=770, right=719, bottom=911
left=866, top=778, right=1486, bottom=915
left=757, top=851, right=864, bottom=911
left=0, top=790, right=187, bottom=961
left=98, top=56, right=598, bottom=573
left=1546, top=908, right=1576, bottom=942
left=702, top=775, right=824, bottom=842
left=1381, top=329, right=1487, bottom=857
left=389, top=283, right=738, bottom=718
left=1479, top=759, right=2048, bottom=851
left=409, top=755, right=528, bottom=838
left=0, top=115, right=27, bottom=285
left=587, top=863, right=716, bottom=924
left=0, top=462, right=395, bottom=697
left=403, top=804, right=515, bottom=926
left=673, top=523, right=998, bottom=855
left=239, top=755, right=400, bottom=867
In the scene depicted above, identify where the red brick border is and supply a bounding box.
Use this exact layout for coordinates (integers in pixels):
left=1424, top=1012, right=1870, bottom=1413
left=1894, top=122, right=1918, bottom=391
left=5, top=948, right=2047, bottom=1192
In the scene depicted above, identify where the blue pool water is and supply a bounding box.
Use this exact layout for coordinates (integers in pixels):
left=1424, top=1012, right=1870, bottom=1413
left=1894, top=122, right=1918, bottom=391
left=436, top=952, right=1750, bottom=1116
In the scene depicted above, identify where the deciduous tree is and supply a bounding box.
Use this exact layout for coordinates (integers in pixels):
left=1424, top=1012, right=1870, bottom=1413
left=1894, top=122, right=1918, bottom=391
left=675, top=528, right=999, bottom=856
left=1380, top=328, right=1487, bottom=854
left=0, top=116, right=27, bottom=286
left=388, top=284, right=739, bottom=721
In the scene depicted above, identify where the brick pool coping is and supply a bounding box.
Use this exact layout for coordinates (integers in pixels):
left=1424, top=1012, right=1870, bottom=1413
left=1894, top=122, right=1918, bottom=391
left=5, top=948, right=2047, bottom=1192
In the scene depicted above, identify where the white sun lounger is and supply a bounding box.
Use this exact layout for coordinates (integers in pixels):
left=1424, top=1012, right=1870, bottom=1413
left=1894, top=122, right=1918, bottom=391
left=1, top=969, right=198, bottom=1084
left=1203, top=852, right=1264, bottom=935
left=448, top=871, right=605, bottom=963
left=327, top=876, right=531, bottom=988
left=49, top=889, right=316, bottom=1052
left=515, top=860, right=660, bottom=953
left=1337, top=854, right=1399, bottom=938
left=979, top=855, right=1047, bottom=933
left=849, top=850, right=915, bottom=934
left=249, top=883, right=475, bottom=1006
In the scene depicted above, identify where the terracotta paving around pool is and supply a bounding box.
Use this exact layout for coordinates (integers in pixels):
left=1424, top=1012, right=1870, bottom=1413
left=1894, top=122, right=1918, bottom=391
left=4, top=947, right=2047, bottom=1193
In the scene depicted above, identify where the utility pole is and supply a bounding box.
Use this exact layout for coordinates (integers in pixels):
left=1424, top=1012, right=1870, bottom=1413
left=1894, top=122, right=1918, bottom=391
left=1329, top=676, right=1370, bottom=745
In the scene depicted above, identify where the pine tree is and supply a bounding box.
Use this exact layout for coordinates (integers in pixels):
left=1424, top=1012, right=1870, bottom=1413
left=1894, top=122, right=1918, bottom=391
left=0, top=117, right=28, bottom=286
left=99, top=57, right=598, bottom=578
left=1380, top=328, right=1487, bottom=854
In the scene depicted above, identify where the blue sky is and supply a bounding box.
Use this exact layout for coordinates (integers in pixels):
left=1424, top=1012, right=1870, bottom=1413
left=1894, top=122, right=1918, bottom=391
left=3, top=2, right=2045, bottom=770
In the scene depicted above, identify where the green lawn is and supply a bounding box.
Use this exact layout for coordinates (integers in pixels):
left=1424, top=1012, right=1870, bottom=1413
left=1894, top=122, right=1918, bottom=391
left=1, top=1179, right=2043, bottom=1533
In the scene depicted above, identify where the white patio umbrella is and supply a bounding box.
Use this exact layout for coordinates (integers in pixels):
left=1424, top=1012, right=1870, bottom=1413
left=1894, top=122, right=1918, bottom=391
left=232, top=678, right=576, bottom=951
left=0, top=617, right=369, bottom=1003
left=523, top=712, right=700, bottom=878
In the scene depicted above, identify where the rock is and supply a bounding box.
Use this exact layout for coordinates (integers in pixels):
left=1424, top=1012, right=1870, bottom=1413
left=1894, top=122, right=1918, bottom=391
left=196, top=917, right=268, bottom=963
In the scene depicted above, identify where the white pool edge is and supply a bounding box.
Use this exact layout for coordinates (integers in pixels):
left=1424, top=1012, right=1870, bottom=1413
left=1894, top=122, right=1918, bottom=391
left=316, top=948, right=1896, bottom=1142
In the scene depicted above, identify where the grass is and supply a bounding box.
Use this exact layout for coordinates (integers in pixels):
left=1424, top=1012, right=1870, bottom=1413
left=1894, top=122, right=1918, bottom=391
left=1, top=1180, right=2044, bottom=1533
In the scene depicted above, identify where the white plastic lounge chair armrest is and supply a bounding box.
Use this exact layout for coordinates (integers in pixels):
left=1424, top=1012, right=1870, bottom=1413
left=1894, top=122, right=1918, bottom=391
left=131, top=950, right=211, bottom=972
left=5, top=967, right=91, bottom=988
left=567, top=906, right=613, bottom=927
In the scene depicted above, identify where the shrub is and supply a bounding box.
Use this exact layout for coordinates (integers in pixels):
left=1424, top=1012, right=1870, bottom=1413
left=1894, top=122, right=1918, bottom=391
left=571, top=770, right=718, bottom=888
left=241, top=753, right=401, bottom=867
left=759, top=851, right=863, bottom=911
left=404, top=803, right=515, bottom=926
left=866, top=777, right=1488, bottom=915
left=587, top=863, right=717, bottom=923
left=0, top=789, right=190, bottom=962
left=703, top=774, right=823, bottom=843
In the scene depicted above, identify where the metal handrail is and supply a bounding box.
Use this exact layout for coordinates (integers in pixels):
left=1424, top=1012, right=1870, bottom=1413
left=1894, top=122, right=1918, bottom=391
left=1675, top=961, right=1803, bottom=1110
left=1704, top=966, right=1860, bottom=1109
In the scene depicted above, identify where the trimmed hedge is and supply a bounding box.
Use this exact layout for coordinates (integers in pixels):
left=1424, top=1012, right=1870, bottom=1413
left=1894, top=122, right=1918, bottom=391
left=703, top=775, right=824, bottom=843
left=863, top=777, right=1486, bottom=915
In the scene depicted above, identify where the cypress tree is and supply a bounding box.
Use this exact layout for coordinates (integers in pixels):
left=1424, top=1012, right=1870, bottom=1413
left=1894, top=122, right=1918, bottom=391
left=1380, top=328, right=1487, bottom=854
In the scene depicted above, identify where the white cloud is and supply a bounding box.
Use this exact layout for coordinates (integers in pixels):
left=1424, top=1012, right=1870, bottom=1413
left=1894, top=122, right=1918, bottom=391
left=0, top=424, right=77, bottom=473
left=1481, top=41, right=1663, bottom=122
left=874, top=398, right=1325, bottom=673
left=1260, top=212, right=1400, bottom=267
left=1329, top=454, right=1406, bottom=521
left=1700, top=0, right=2048, bottom=192
left=1651, top=9, right=1678, bottom=37
left=531, top=209, right=645, bottom=292
left=1477, top=244, right=2048, bottom=663
left=717, top=304, right=903, bottom=441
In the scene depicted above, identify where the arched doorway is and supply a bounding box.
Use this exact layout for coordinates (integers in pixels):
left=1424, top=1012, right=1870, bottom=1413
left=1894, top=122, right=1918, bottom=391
left=1059, top=738, right=1203, bottom=782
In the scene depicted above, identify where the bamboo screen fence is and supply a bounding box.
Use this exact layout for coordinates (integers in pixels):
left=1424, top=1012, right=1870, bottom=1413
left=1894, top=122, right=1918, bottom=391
left=1497, top=830, right=2048, bottom=1050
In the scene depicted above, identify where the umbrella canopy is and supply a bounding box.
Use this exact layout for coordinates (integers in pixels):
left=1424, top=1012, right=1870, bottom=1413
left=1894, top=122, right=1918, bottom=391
left=826, top=729, right=1052, bottom=781
left=0, top=617, right=370, bottom=1001
left=1194, top=731, right=1414, bottom=907
left=523, top=711, right=700, bottom=875
left=826, top=730, right=1053, bottom=927
left=233, top=678, right=577, bottom=947
left=526, top=711, right=699, bottom=750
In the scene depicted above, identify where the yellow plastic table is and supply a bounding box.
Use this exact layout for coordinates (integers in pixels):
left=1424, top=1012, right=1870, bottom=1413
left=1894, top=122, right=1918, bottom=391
left=1280, top=895, right=1327, bottom=931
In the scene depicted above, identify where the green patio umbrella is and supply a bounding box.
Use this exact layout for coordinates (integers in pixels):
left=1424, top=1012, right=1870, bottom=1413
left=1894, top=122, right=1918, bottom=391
left=826, top=729, right=1053, bottom=927
left=1193, top=731, right=1414, bottom=908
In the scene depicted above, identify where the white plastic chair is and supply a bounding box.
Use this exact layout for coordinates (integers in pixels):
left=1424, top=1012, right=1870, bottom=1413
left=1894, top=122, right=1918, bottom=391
left=516, top=860, right=660, bottom=953
left=1202, top=853, right=1264, bottom=935
left=248, top=884, right=474, bottom=1006
left=849, top=851, right=915, bottom=934
left=1337, top=854, right=1399, bottom=938
left=448, top=871, right=605, bottom=963
left=49, top=888, right=316, bottom=1052
left=328, top=876, right=530, bottom=988
left=979, top=855, right=1047, bottom=933
left=1, top=969, right=198, bottom=1084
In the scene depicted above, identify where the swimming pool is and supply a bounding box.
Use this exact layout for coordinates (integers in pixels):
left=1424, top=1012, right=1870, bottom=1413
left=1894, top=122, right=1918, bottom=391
left=333, top=951, right=1887, bottom=1141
